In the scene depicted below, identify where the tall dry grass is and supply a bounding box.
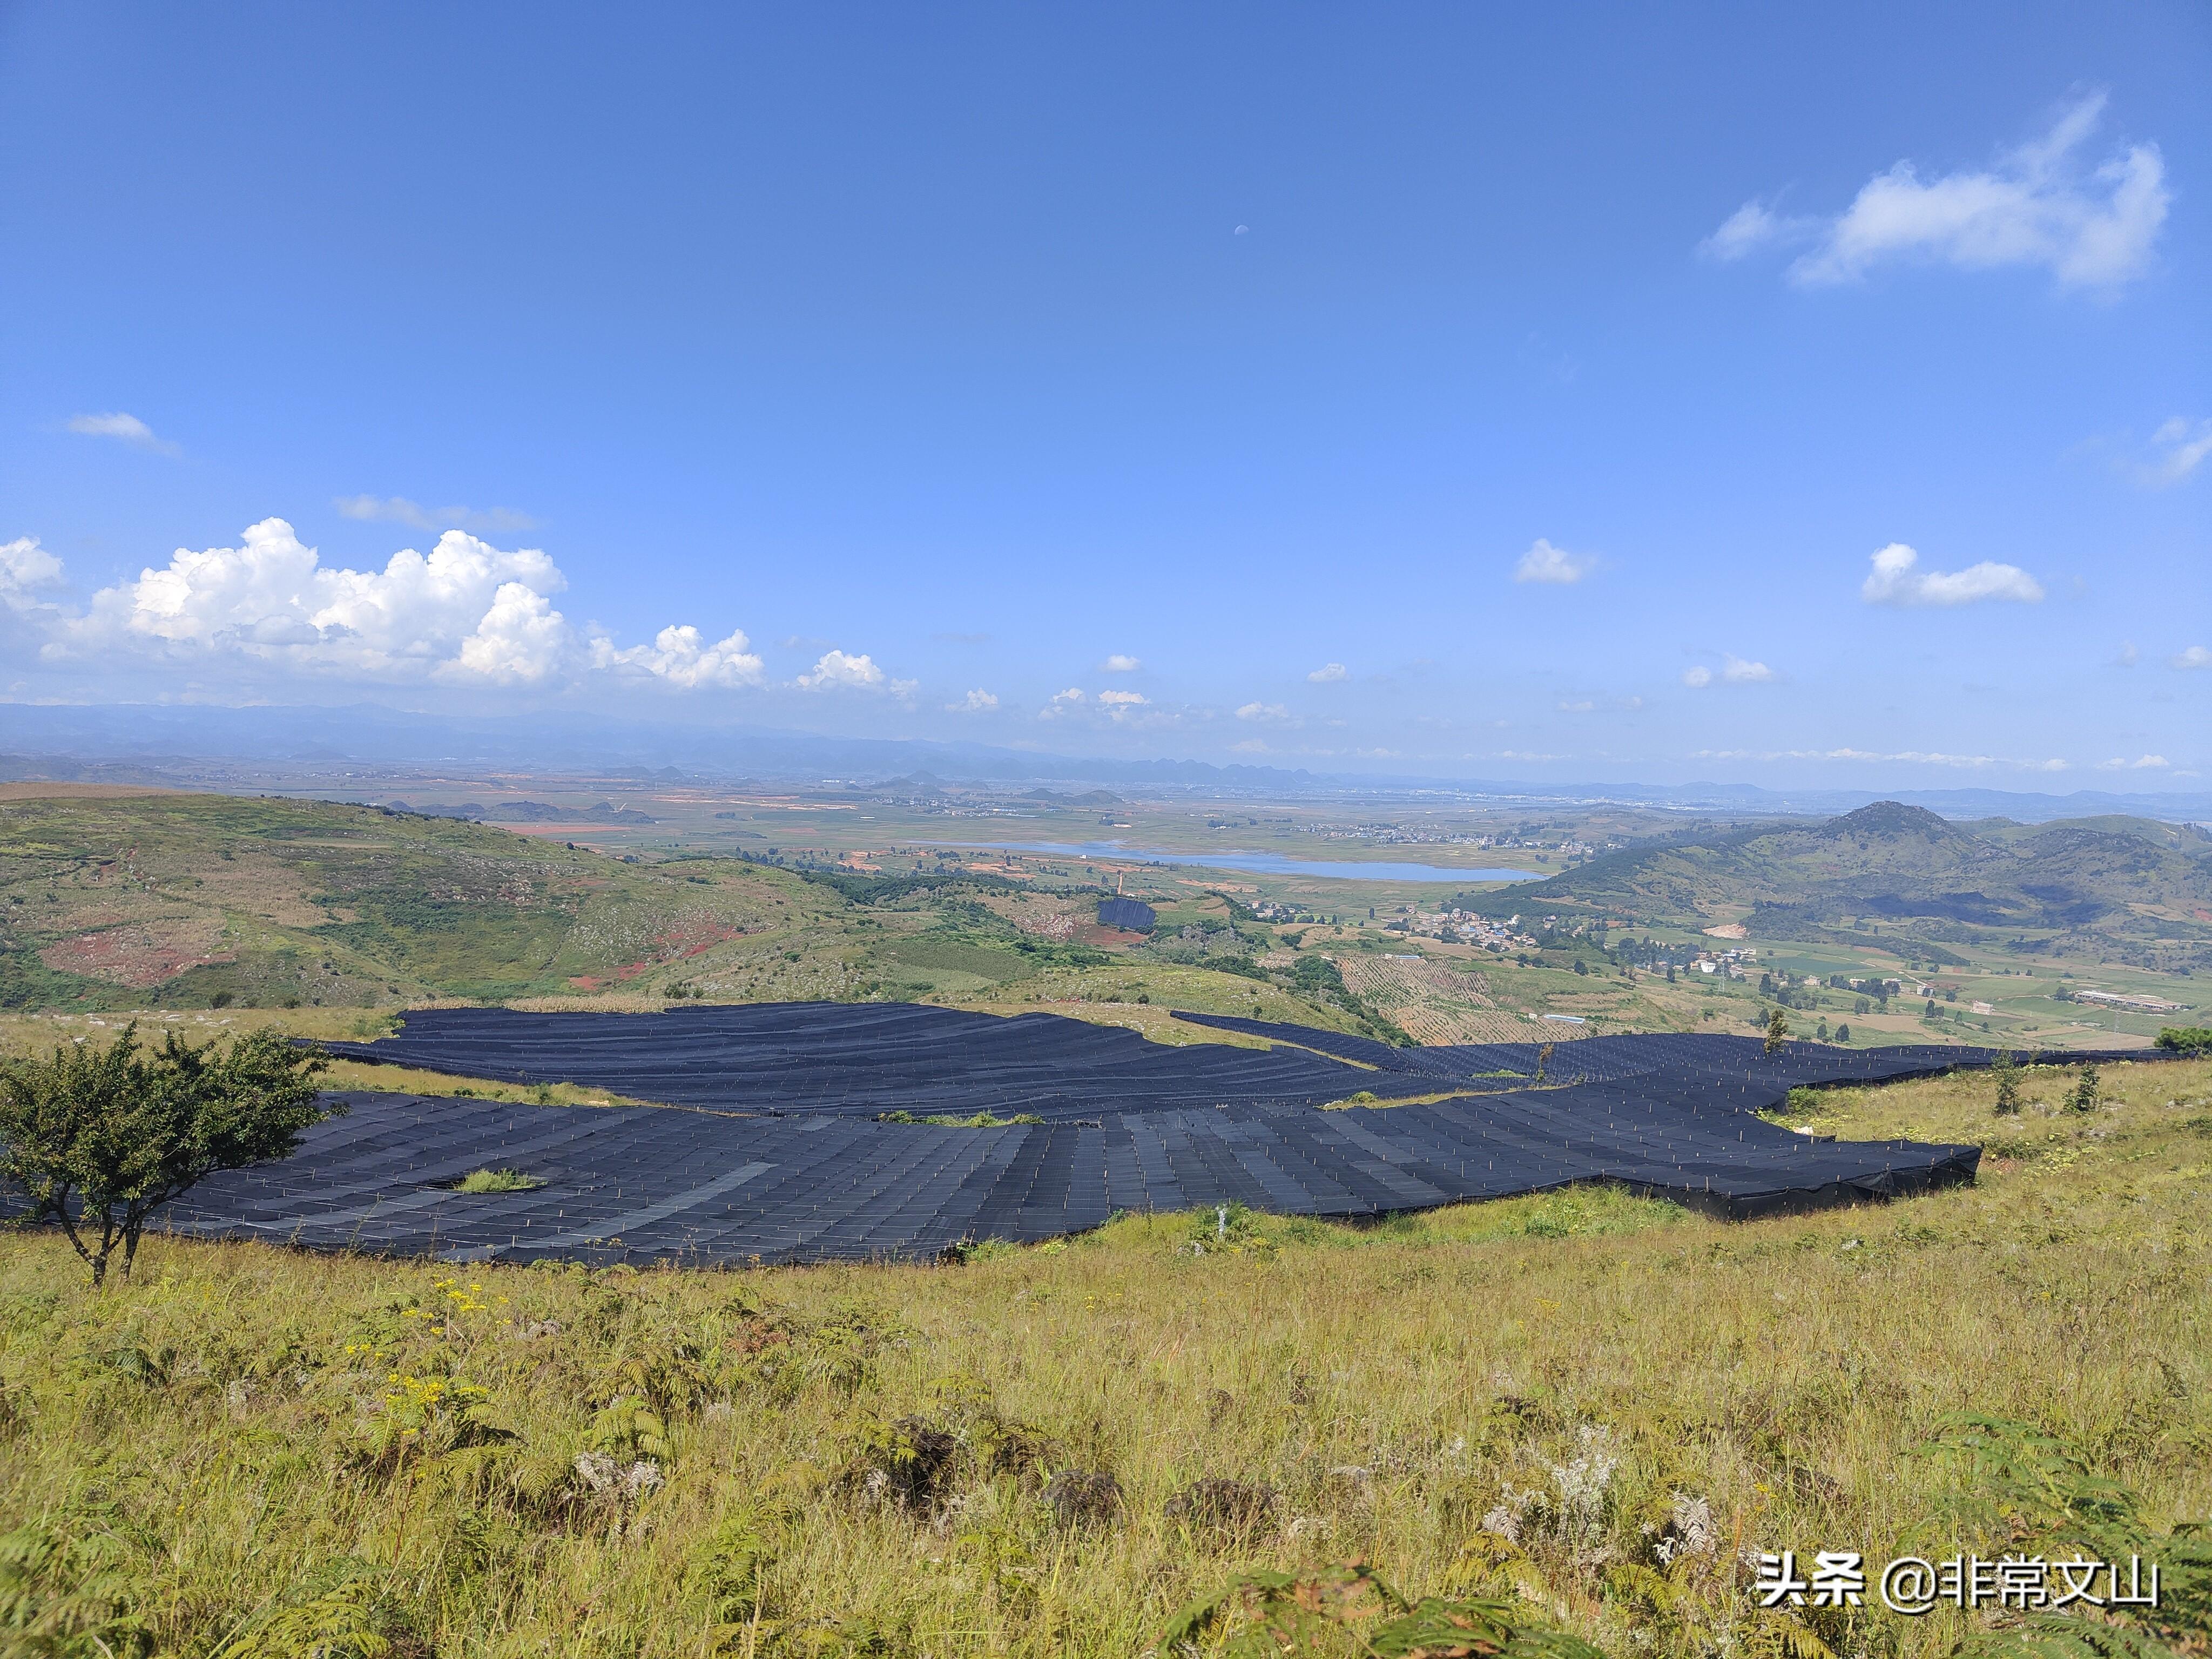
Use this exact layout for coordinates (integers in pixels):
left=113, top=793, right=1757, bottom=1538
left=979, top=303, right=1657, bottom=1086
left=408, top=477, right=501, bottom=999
left=1, top=1057, right=2207, bottom=1656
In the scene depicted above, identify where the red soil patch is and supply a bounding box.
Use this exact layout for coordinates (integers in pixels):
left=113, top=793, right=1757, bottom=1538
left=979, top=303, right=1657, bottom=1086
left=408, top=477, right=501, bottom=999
left=42, top=922, right=233, bottom=989
left=568, top=919, right=744, bottom=989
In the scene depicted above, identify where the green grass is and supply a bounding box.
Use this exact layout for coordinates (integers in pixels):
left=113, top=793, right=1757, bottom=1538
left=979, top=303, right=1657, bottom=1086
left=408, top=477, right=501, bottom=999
left=449, top=1169, right=547, bottom=1193
left=1, top=1056, right=2207, bottom=1655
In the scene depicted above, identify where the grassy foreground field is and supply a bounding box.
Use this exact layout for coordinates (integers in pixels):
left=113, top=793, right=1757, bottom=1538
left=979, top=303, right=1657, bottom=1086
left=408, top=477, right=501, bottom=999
left=2, top=1057, right=2209, bottom=1657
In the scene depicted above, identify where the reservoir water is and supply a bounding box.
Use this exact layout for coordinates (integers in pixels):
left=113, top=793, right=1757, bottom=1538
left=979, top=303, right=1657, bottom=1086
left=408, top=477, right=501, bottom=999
left=921, top=840, right=1542, bottom=884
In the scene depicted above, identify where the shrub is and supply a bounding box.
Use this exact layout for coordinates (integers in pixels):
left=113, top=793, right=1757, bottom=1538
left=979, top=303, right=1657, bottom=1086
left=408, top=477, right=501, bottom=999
left=2066, top=1064, right=2102, bottom=1114
left=1993, top=1050, right=2022, bottom=1114
left=845, top=1415, right=966, bottom=1511
left=1164, top=1476, right=1276, bottom=1534
left=1042, top=1469, right=1122, bottom=1527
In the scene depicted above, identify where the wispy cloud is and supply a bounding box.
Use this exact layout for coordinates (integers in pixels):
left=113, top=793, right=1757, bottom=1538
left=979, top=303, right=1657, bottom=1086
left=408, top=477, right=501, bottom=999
left=66, top=412, right=180, bottom=456
left=1702, top=201, right=1790, bottom=261
left=1307, top=662, right=1348, bottom=683
left=1556, top=694, right=1648, bottom=713
left=335, top=495, right=538, bottom=534
left=1705, top=93, right=2167, bottom=291
left=2138, top=417, right=2212, bottom=488
left=2096, top=754, right=2169, bottom=770
left=1861, top=543, right=2042, bottom=606
left=2174, top=646, right=2212, bottom=671
left=1235, top=701, right=1291, bottom=723
left=1694, top=747, right=2069, bottom=771
left=1682, top=654, right=1773, bottom=688
left=1513, top=537, right=1594, bottom=585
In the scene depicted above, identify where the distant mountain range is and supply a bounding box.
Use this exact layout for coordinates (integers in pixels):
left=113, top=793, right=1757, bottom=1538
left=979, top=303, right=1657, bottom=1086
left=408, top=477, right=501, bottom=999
left=2, top=701, right=2208, bottom=824
left=1458, top=801, right=2212, bottom=972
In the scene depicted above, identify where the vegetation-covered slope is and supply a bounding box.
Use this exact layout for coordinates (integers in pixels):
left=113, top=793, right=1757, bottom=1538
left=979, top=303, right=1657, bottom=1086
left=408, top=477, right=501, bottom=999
left=0, top=790, right=837, bottom=1010
left=0, top=1056, right=2206, bottom=1656
left=1461, top=801, right=2212, bottom=971
left=0, top=791, right=1395, bottom=1034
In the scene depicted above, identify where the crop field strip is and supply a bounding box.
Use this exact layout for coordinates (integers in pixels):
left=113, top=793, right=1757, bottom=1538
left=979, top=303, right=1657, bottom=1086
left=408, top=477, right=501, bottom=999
left=77, top=1001, right=2159, bottom=1264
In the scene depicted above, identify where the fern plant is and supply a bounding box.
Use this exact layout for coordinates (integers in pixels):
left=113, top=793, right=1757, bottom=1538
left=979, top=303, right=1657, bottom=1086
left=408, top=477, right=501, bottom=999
left=1161, top=1558, right=1605, bottom=1658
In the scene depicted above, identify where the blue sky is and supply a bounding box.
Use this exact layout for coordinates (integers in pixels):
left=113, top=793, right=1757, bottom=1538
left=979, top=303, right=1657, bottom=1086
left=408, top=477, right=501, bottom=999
left=2, top=2, right=2206, bottom=786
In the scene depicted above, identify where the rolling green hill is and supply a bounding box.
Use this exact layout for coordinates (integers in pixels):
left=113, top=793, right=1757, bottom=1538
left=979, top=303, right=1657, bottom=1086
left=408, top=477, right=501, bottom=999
left=0, top=790, right=1392, bottom=1033
left=1458, top=801, right=2212, bottom=972
left=0, top=787, right=824, bottom=1009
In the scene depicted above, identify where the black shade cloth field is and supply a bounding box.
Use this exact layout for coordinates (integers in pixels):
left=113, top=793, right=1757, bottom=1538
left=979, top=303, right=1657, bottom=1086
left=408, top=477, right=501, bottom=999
left=1097, top=896, right=1156, bottom=933
left=94, top=999, right=2117, bottom=1264
left=320, top=1003, right=1442, bottom=1120
left=321, top=1003, right=2130, bottom=1123
left=156, top=1076, right=1979, bottom=1266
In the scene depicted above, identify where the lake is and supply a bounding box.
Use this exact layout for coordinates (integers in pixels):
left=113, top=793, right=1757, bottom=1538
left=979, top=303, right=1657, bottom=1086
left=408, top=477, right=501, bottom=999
left=920, top=840, right=1542, bottom=884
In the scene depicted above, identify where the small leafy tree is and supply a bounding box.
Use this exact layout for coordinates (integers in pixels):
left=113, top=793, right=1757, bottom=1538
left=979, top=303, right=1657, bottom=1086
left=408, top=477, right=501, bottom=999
left=1763, top=1009, right=1790, bottom=1055
left=1992, top=1050, right=2021, bottom=1114
left=0, top=1024, right=334, bottom=1287
left=2065, top=1063, right=2101, bottom=1115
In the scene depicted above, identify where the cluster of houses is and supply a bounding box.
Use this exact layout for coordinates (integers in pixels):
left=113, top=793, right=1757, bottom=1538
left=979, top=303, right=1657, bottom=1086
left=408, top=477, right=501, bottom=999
left=1387, top=906, right=1542, bottom=952
left=1688, top=947, right=1756, bottom=980
left=1298, top=824, right=1615, bottom=857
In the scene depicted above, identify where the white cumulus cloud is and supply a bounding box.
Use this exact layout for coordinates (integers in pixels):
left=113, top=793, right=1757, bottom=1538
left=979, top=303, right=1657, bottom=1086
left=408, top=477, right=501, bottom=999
left=2173, top=646, right=2212, bottom=671
left=66, top=412, right=180, bottom=455
left=2096, top=754, right=2170, bottom=770
left=1, top=537, right=64, bottom=606
left=1235, top=701, right=1290, bottom=722
left=1513, top=538, right=1593, bottom=584
left=1710, top=93, right=2167, bottom=291
left=590, top=624, right=763, bottom=689
left=1100, top=653, right=1142, bottom=673
left=1307, top=662, right=1348, bottom=683
left=1098, top=689, right=1147, bottom=706
left=793, top=649, right=887, bottom=691
left=1861, top=543, right=2042, bottom=607
left=32, top=517, right=762, bottom=694
left=65, top=517, right=574, bottom=683
left=947, top=687, right=999, bottom=713
left=335, top=495, right=538, bottom=533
